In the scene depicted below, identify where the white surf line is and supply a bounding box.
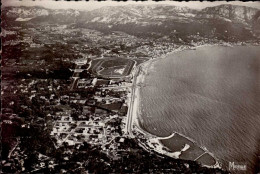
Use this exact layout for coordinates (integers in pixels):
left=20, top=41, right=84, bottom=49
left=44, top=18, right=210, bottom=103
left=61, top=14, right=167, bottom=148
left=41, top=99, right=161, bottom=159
left=156, top=132, right=176, bottom=140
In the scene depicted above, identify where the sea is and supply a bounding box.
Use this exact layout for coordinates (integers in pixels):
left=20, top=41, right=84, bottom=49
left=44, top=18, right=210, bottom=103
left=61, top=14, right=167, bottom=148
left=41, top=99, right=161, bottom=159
left=139, top=45, right=260, bottom=173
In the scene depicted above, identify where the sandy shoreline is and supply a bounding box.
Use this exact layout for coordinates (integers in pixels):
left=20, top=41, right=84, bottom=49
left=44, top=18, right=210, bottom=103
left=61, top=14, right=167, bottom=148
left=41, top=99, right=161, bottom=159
left=129, top=44, right=224, bottom=169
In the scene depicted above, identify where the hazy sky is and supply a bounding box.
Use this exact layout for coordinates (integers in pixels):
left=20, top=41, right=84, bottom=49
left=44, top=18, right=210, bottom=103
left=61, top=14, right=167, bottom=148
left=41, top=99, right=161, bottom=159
left=2, top=0, right=260, bottom=11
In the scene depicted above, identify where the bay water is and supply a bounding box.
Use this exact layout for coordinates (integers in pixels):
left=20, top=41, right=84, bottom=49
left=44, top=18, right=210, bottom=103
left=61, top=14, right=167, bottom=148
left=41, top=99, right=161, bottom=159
left=139, top=46, right=260, bottom=172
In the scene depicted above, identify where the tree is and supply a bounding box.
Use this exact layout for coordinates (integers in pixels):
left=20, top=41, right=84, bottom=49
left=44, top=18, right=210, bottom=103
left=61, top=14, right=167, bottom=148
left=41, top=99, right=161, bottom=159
left=79, top=70, right=91, bottom=79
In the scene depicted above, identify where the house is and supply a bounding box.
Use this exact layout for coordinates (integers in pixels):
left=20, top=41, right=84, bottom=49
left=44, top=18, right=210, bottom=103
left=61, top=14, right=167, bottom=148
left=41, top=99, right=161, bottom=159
left=98, top=102, right=123, bottom=112
left=77, top=79, right=92, bottom=88
left=82, top=106, right=92, bottom=115
left=119, top=105, right=128, bottom=116
left=95, top=108, right=108, bottom=115
left=86, top=99, right=96, bottom=106
left=2, top=163, right=12, bottom=173
left=95, top=79, right=110, bottom=87
left=92, top=78, right=98, bottom=86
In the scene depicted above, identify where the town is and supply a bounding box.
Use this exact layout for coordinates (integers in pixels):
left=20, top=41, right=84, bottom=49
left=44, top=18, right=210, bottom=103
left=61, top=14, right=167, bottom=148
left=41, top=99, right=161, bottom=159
left=1, top=21, right=235, bottom=173
left=2, top=4, right=260, bottom=173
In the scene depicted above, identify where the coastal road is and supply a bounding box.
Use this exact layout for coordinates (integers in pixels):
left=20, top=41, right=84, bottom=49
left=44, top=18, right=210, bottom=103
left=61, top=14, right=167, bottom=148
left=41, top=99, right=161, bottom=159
left=125, top=66, right=140, bottom=138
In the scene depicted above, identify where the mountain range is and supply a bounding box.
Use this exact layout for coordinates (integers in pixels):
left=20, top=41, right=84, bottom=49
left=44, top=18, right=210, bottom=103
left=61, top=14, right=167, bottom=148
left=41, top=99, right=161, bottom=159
left=2, top=4, right=260, bottom=39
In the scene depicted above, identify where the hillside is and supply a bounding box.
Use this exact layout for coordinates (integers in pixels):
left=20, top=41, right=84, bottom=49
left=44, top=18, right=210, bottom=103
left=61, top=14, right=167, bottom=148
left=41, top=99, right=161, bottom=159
left=2, top=4, right=260, bottom=40
left=196, top=4, right=259, bottom=25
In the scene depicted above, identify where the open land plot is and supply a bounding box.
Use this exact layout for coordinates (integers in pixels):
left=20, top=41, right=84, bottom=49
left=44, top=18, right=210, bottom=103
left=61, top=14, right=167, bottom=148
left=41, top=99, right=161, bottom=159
left=90, top=58, right=135, bottom=78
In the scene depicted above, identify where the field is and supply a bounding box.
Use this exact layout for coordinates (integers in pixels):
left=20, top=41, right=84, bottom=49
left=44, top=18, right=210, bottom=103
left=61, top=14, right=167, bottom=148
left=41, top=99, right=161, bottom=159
left=90, top=58, right=135, bottom=79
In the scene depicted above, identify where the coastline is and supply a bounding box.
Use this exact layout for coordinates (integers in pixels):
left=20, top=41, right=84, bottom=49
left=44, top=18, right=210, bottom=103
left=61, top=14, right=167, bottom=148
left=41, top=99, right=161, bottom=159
left=127, top=43, right=260, bottom=169
left=128, top=43, right=224, bottom=169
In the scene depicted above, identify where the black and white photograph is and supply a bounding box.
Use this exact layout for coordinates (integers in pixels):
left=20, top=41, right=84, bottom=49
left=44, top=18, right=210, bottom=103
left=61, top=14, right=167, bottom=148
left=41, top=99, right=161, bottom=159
left=1, top=0, right=260, bottom=173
